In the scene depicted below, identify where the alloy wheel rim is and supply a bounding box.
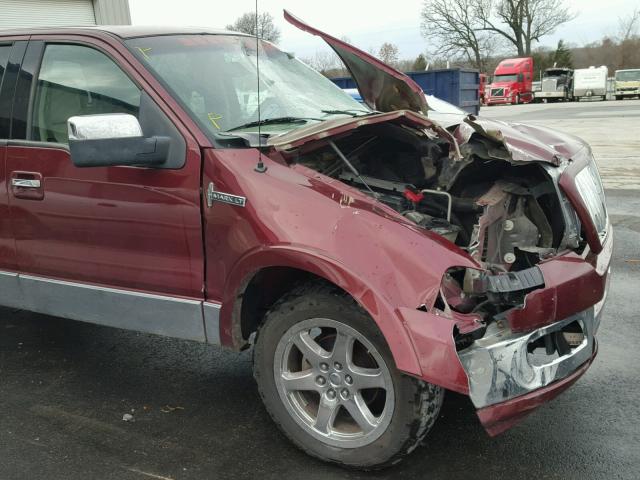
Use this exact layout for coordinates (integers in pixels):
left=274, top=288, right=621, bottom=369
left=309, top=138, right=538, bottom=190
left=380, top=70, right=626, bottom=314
left=273, top=318, right=395, bottom=448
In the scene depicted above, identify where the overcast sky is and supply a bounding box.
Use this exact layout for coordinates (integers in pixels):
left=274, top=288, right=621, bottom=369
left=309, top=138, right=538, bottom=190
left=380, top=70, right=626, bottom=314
left=129, top=0, right=638, bottom=60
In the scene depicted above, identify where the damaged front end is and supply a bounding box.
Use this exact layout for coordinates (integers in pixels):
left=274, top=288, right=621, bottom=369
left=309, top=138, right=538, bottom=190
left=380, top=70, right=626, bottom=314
left=275, top=10, right=613, bottom=435
left=267, top=105, right=611, bottom=434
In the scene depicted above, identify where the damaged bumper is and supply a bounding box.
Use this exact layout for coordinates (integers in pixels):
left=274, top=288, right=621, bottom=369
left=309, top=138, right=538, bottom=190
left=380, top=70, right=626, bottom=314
left=459, top=302, right=604, bottom=435
left=403, top=229, right=612, bottom=436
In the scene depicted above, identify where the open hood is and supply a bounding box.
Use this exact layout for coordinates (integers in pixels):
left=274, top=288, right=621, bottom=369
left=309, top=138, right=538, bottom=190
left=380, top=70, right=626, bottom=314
left=284, top=10, right=428, bottom=114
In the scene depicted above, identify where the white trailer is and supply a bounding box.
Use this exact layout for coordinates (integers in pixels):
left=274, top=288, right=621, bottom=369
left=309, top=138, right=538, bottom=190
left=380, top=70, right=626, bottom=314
left=573, top=66, right=608, bottom=100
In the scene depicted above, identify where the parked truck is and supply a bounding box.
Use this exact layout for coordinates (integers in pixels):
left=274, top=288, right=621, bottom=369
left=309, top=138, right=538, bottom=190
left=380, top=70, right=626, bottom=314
left=486, top=57, right=534, bottom=105
left=614, top=69, right=640, bottom=100
left=573, top=66, right=608, bottom=101
left=0, top=12, right=612, bottom=470
left=535, top=67, right=573, bottom=102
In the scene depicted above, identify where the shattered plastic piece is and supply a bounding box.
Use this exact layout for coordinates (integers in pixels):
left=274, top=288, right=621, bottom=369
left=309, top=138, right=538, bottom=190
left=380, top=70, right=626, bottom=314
left=122, top=413, right=134, bottom=422
left=160, top=405, right=185, bottom=413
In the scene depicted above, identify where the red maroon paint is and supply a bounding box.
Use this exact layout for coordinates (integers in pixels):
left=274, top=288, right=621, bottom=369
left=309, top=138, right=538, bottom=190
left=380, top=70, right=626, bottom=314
left=506, top=249, right=609, bottom=332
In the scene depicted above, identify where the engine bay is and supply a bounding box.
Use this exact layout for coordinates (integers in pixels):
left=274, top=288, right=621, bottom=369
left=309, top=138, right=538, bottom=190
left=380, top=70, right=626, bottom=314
left=294, top=122, right=578, bottom=272
left=287, top=119, right=584, bottom=328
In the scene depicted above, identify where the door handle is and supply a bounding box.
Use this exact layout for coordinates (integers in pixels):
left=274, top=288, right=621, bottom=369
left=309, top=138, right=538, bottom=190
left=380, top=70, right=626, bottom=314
left=11, top=178, right=41, bottom=188
left=10, top=171, right=44, bottom=200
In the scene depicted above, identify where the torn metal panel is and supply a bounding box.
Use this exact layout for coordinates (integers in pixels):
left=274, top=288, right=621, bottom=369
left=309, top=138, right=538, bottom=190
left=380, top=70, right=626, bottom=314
left=454, top=116, right=589, bottom=165
left=284, top=10, right=428, bottom=114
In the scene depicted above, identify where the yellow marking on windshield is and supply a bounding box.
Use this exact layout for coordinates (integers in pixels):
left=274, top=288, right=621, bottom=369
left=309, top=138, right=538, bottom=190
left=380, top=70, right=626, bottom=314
left=136, top=47, right=152, bottom=60
left=207, top=113, right=223, bottom=130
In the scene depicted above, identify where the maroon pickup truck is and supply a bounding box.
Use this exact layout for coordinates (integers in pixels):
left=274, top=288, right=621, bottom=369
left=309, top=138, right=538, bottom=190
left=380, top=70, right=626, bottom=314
left=0, top=11, right=611, bottom=469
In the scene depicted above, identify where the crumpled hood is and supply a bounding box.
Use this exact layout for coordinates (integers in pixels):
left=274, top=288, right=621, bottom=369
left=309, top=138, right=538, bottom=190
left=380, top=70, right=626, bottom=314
left=284, top=10, right=428, bottom=114
left=281, top=10, right=587, bottom=165
left=267, top=109, right=461, bottom=157
left=266, top=107, right=588, bottom=166
left=455, top=116, right=589, bottom=164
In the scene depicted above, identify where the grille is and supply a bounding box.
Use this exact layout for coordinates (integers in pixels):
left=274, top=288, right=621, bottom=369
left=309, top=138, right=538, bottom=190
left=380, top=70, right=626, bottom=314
left=491, top=88, right=505, bottom=97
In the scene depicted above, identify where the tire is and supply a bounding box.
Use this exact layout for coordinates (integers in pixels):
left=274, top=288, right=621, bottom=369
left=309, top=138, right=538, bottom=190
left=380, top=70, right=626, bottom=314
left=253, top=283, right=444, bottom=469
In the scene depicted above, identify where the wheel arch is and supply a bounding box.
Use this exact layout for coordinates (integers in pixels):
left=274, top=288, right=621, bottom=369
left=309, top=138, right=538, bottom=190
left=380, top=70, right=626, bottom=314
left=218, top=246, right=423, bottom=377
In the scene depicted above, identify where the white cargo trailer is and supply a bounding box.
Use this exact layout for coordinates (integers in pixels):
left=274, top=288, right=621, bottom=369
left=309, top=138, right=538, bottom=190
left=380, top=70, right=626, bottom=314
left=573, top=66, right=608, bottom=100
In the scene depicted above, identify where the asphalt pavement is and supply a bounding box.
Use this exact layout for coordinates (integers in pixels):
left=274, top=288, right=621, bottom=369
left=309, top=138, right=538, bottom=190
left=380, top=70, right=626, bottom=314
left=1, top=101, right=640, bottom=479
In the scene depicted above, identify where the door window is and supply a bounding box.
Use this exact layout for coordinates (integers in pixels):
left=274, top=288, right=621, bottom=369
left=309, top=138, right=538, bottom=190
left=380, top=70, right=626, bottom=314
left=31, top=44, right=140, bottom=144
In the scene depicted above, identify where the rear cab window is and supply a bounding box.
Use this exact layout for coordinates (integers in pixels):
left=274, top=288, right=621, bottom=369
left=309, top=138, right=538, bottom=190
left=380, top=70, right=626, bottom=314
left=0, top=44, right=11, bottom=86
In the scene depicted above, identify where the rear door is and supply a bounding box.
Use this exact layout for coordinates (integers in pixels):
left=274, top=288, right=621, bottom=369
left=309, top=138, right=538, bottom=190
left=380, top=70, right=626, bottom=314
left=5, top=37, right=206, bottom=339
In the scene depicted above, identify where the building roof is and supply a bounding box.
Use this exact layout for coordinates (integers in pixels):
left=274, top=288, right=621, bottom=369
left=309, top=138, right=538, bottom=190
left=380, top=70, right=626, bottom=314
left=0, top=25, right=249, bottom=39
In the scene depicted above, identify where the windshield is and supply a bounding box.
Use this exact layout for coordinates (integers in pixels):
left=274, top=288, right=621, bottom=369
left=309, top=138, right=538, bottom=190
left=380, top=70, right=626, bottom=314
left=493, top=74, right=518, bottom=83
left=544, top=69, right=569, bottom=77
left=616, top=70, right=640, bottom=81
left=126, top=35, right=367, bottom=139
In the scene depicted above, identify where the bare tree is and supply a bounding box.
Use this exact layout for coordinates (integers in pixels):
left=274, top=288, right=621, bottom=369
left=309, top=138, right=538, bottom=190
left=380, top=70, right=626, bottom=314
left=475, top=0, right=576, bottom=56
left=226, top=12, right=281, bottom=43
left=301, top=51, right=340, bottom=73
left=618, top=7, right=640, bottom=41
left=378, top=42, right=400, bottom=66
left=420, top=0, right=494, bottom=71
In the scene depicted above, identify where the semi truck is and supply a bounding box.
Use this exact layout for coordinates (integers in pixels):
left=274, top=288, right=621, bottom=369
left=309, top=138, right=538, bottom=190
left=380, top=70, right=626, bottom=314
left=535, top=67, right=573, bottom=102
left=573, top=66, right=608, bottom=101
left=486, top=57, right=534, bottom=105
left=614, top=69, right=640, bottom=100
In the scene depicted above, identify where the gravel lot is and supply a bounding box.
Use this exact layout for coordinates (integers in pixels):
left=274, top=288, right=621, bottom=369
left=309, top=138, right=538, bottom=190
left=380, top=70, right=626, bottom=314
left=1, top=100, right=639, bottom=479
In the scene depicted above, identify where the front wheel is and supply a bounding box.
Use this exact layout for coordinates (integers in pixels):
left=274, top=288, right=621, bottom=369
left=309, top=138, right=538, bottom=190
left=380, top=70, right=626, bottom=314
left=253, top=284, right=444, bottom=469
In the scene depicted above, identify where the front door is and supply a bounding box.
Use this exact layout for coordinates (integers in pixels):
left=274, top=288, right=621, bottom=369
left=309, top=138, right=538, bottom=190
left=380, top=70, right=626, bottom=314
left=0, top=40, right=25, bottom=275
left=5, top=39, right=205, bottom=338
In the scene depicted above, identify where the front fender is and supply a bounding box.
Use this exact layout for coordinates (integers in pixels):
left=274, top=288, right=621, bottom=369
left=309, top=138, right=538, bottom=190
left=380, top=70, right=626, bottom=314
left=220, top=244, right=424, bottom=376
left=203, top=148, right=479, bottom=380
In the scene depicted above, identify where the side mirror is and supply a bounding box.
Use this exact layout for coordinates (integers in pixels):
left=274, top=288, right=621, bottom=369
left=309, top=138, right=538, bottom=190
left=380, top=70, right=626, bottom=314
left=68, top=114, right=170, bottom=168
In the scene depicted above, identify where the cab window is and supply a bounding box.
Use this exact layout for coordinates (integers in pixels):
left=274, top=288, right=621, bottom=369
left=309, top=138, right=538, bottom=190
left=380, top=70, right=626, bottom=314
left=31, top=44, right=141, bottom=144
left=0, top=44, right=11, bottom=87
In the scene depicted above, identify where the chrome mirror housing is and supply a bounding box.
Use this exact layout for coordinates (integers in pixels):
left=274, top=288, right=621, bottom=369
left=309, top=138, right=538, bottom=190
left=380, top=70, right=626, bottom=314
left=67, top=113, right=143, bottom=141
left=67, top=113, right=170, bottom=168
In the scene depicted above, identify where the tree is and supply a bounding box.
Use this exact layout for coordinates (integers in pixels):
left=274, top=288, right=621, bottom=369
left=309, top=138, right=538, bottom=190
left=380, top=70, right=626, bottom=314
left=617, top=7, right=640, bottom=68
left=549, top=39, right=572, bottom=67
left=378, top=42, right=400, bottom=66
left=617, top=7, right=640, bottom=41
left=420, top=0, right=494, bottom=71
left=412, top=54, right=428, bottom=71
left=530, top=45, right=552, bottom=80
left=226, top=12, right=281, bottom=43
left=475, top=0, right=577, bottom=56
left=301, top=51, right=337, bottom=73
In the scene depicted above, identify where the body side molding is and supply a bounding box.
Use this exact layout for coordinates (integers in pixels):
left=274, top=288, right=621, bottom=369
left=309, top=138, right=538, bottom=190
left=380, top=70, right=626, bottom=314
left=0, top=271, right=221, bottom=344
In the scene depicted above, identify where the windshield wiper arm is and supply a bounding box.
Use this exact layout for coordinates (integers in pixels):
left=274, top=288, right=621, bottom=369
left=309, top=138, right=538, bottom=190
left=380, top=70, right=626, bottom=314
left=225, top=116, right=321, bottom=132
left=321, top=109, right=372, bottom=117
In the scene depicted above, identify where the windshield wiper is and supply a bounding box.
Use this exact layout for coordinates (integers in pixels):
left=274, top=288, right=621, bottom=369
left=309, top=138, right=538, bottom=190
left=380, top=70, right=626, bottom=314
left=321, top=109, right=371, bottom=117
left=225, top=116, right=321, bottom=132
